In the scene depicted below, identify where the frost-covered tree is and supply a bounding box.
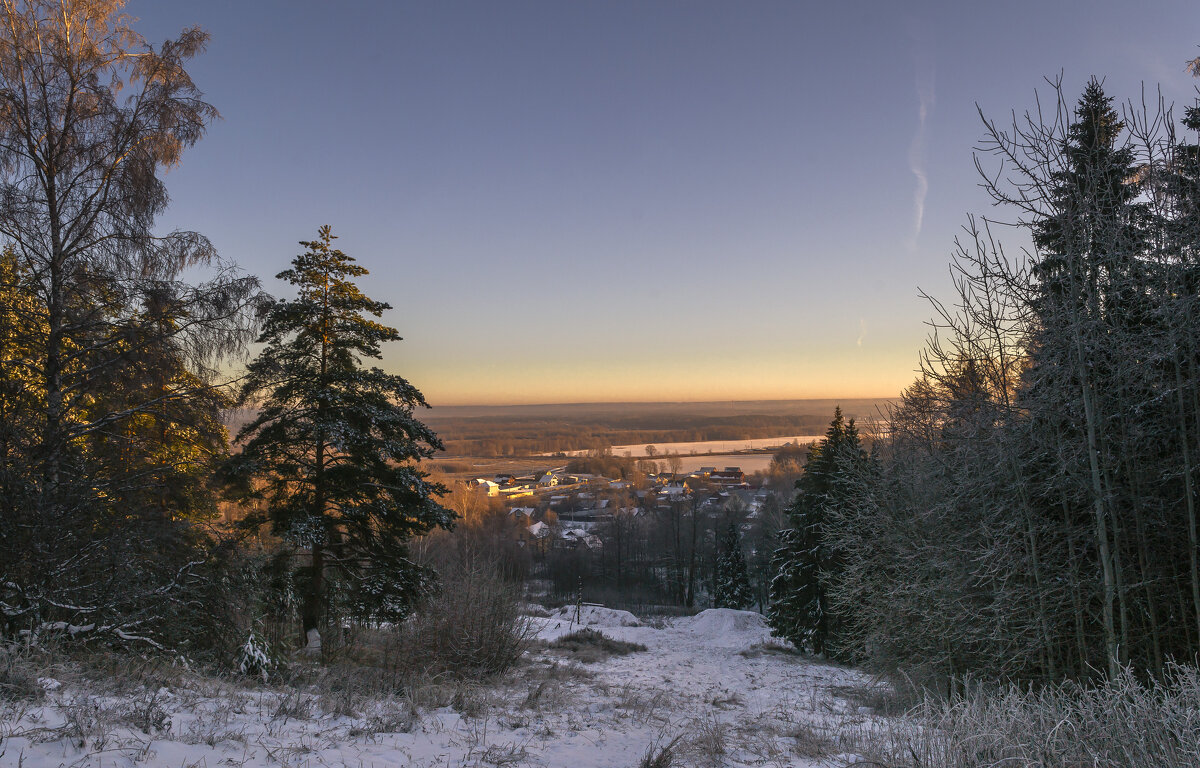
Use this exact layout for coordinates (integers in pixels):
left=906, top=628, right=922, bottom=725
left=820, top=69, right=1200, bottom=683
left=714, top=523, right=753, bottom=609
left=768, top=408, right=865, bottom=657
left=226, top=227, right=453, bottom=644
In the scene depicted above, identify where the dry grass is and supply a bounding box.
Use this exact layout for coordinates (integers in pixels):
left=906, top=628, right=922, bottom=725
left=637, top=735, right=684, bottom=768
left=683, top=714, right=729, bottom=768
left=737, top=640, right=797, bottom=659
left=830, top=677, right=922, bottom=717
left=548, top=629, right=647, bottom=663
left=785, top=721, right=838, bottom=759
left=346, top=695, right=418, bottom=737
left=0, top=643, right=43, bottom=703
left=849, top=663, right=1200, bottom=768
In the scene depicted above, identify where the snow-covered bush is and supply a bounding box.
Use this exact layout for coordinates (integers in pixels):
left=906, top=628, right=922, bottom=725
left=235, top=630, right=279, bottom=682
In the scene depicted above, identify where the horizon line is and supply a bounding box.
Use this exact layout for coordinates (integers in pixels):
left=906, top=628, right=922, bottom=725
left=424, top=395, right=900, bottom=409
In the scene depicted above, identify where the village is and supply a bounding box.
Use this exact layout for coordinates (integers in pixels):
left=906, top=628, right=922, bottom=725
left=465, top=463, right=775, bottom=553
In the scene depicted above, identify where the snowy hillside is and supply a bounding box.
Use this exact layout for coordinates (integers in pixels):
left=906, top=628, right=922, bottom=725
left=1, top=609, right=883, bottom=767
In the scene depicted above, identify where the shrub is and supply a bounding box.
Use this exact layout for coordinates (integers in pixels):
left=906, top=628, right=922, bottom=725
left=401, top=552, right=533, bottom=677
left=235, top=630, right=280, bottom=682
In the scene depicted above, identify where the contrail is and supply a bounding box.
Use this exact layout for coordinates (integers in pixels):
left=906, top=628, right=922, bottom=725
left=856, top=317, right=866, bottom=348
left=908, top=50, right=935, bottom=249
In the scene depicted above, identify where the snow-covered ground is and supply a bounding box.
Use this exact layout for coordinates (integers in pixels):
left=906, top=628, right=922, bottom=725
left=1, top=608, right=883, bottom=767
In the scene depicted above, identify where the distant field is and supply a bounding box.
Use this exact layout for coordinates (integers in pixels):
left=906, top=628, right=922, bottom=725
left=224, top=399, right=890, bottom=471
left=423, top=398, right=891, bottom=457
left=425, top=456, right=564, bottom=482
left=423, top=398, right=890, bottom=421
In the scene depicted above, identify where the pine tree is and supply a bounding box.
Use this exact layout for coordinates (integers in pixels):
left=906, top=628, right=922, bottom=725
left=768, top=407, right=865, bottom=656
left=714, top=523, right=753, bottom=609
left=226, top=227, right=453, bottom=643
left=1026, top=80, right=1152, bottom=679
left=767, top=524, right=810, bottom=646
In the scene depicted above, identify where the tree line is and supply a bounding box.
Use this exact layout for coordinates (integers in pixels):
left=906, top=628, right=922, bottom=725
left=0, top=1, right=448, bottom=655
left=768, top=69, right=1200, bottom=684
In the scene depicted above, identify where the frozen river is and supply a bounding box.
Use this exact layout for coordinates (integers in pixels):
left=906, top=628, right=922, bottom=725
left=555, top=435, right=822, bottom=458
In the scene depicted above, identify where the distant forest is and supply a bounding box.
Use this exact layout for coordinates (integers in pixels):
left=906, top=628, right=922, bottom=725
left=420, top=399, right=891, bottom=456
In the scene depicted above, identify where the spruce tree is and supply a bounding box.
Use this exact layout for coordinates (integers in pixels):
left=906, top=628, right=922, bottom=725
left=768, top=407, right=865, bottom=656
left=714, top=523, right=753, bottom=609
left=1027, top=80, right=1152, bottom=678
left=226, top=227, right=453, bottom=643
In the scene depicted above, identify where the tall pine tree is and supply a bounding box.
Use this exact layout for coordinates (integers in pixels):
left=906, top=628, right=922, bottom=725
left=768, top=407, right=865, bottom=657
left=226, top=227, right=453, bottom=645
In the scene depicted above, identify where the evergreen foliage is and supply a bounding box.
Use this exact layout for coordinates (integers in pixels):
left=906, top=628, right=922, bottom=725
left=768, top=407, right=865, bottom=657
left=225, top=227, right=454, bottom=638
left=714, top=523, right=753, bottom=609
left=821, top=74, right=1200, bottom=682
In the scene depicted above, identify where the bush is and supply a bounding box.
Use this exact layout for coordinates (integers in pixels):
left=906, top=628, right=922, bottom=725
left=401, top=552, right=533, bottom=677
left=235, top=630, right=280, bottom=682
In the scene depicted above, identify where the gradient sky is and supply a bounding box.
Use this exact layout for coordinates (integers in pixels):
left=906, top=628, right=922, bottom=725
left=128, top=1, right=1200, bottom=405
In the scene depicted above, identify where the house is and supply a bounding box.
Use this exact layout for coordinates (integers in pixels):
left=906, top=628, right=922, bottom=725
left=710, top=467, right=745, bottom=485
left=537, top=473, right=559, bottom=487
left=558, top=528, right=603, bottom=551
left=470, top=478, right=500, bottom=496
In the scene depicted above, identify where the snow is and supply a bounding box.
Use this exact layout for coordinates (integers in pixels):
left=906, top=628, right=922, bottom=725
left=2, top=607, right=880, bottom=768
left=684, top=608, right=777, bottom=647
left=547, top=604, right=641, bottom=629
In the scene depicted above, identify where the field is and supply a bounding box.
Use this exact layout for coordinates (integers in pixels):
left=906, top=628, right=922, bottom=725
left=422, top=399, right=890, bottom=458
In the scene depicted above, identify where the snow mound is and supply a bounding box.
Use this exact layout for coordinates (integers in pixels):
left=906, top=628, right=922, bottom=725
left=551, top=604, right=640, bottom=627
left=684, top=609, right=774, bottom=647
left=518, top=602, right=552, bottom=618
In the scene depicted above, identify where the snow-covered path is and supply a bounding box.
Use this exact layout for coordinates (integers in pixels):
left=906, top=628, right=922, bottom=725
left=1, top=608, right=877, bottom=767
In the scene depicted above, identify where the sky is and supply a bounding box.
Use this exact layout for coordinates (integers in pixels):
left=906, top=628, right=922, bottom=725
left=128, top=0, right=1200, bottom=405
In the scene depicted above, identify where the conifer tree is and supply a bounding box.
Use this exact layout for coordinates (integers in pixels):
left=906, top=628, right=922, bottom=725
left=714, top=522, right=753, bottom=609
left=227, top=227, right=453, bottom=643
left=1027, top=80, right=1151, bottom=679
left=768, top=407, right=865, bottom=656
